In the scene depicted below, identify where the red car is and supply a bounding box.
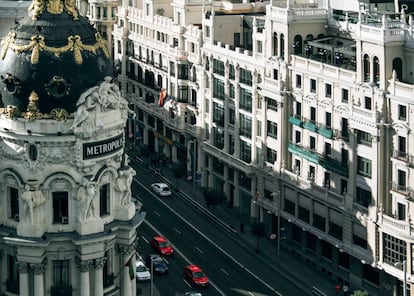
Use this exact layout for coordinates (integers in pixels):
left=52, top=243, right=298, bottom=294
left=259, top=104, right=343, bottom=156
left=151, top=236, right=174, bottom=256
left=183, top=264, right=209, bottom=287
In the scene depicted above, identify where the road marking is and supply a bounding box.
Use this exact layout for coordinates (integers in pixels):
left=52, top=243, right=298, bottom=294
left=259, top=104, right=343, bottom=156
left=220, top=267, right=229, bottom=276
left=141, top=236, right=149, bottom=244
left=248, top=292, right=254, bottom=296
left=153, top=210, right=160, bottom=217
left=195, top=246, right=204, bottom=254
left=173, top=228, right=181, bottom=234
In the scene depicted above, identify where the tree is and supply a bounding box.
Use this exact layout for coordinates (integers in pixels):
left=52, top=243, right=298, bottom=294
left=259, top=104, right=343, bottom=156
left=202, top=188, right=225, bottom=210
left=251, top=222, right=266, bottom=252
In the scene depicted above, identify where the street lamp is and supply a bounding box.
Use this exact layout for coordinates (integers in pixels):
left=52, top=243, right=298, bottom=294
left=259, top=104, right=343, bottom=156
left=271, top=191, right=281, bottom=263
left=189, top=140, right=196, bottom=184
left=395, top=260, right=407, bottom=296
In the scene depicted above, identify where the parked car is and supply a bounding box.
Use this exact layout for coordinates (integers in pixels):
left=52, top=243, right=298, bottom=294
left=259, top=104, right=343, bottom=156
left=184, top=292, right=203, bottom=296
left=151, top=183, right=172, bottom=196
left=183, top=264, right=209, bottom=287
left=151, top=235, right=174, bottom=256
left=146, top=254, right=169, bottom=274
left=135, top=260, right=151, bottom=281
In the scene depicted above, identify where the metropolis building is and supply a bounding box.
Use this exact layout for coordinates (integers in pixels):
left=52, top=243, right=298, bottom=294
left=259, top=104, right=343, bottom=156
left=0, top=0, right=144, bottom=295
left=112, top=0, right=414, bottom=295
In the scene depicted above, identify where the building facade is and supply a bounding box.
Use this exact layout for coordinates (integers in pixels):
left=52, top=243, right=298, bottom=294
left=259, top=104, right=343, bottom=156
left=113, top=0, right=414, bottom=295
left=0, top=0, right=143, bottom=295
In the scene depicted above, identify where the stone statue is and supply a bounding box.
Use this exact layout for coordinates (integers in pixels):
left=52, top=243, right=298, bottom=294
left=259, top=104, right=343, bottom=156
left=70, top=86, right=100, bottom=129
left=115, top=166, right=135, bottom=206
left=75, top=179, right=97, bottom=223
left=21, top=183, right=46, bottom=224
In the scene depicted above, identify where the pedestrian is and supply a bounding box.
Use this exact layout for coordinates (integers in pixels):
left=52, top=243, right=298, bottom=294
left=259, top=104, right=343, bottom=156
left=335, top=284, right=341, bottom=295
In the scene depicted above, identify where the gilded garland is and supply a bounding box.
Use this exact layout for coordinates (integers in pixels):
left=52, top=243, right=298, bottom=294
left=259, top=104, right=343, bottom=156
left=0, top=32, right=110, bottom=65
left=28, top=0, right=78, bottom=20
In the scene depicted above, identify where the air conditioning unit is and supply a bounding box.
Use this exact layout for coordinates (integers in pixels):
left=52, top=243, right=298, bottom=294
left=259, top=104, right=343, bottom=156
left=14, top=214, right=19, bottom=221
left=61, top=216, right=69, bottom=224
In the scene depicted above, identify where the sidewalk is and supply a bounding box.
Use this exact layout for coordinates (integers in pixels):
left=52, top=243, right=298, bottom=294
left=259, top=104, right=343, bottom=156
left=133, top=152, right=339, bottom=296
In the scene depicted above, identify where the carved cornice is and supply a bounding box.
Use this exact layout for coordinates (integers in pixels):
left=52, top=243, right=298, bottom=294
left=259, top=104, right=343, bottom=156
left=76, top=258, right=93, bottom=272
left=30, top=260, right=47, bottom=275
left=118, top=244, right=136, bottom=256
left=0, top=32, right=109, bottom=65
left=95, top=257, right=107, bottom=269
left=17, top=262, right=29, bottom=274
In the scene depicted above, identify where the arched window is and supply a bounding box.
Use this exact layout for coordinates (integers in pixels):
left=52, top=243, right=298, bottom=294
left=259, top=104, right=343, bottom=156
left=280, top=34, right=285, bottom=60
left=393, top=57, right=403, bottom=81
left=272, top=32, right=278, bottom=56
left=159, top=53, right=163, bottom=68
left=373, top=56, right=380, bottom=83
left=363, top=54, right=370, bottom=82
left=305, top=34, right=314, bottom=58
left=293, top=35, right=303, bottom=55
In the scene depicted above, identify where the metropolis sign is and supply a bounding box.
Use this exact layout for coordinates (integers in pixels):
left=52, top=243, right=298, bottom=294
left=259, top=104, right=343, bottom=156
left=83, top=134, right=124, bottom=159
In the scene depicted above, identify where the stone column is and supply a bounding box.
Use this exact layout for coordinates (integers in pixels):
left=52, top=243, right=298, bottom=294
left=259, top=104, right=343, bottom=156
left=119, top=244, right=135, bottom=296
left=31, top=262, right=46, bottom=296
left=18, top=262, right=29, bottom=296
left=78, top=259, right=92, bottom=296
left=94, top=258, right=106, bottom=296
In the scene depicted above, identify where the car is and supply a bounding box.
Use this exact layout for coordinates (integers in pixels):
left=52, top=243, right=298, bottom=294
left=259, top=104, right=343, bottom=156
left=151, top=236, right=174, bottom=256
left=183, top=264, right=209, bottom=287
left=135, top=260, right=151, bottom=281
left=151, top=183, right=172, bottom=196
left=184, top=292, right=203, bottom=296
left=146, top=254, right=169, bottom=274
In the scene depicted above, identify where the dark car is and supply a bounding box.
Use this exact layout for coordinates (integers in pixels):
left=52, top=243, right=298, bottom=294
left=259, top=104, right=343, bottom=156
left=146, top=254, right=169, bottom=274
left=151, top=236, right=174, bottom=256
left=183, top=264, right=209, bottom=287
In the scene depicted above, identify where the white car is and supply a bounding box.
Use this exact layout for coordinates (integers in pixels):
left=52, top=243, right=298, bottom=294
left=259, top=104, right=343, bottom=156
left=151, top=183, right=172, bottom=196
left=136, top=260, right=151, bottom=281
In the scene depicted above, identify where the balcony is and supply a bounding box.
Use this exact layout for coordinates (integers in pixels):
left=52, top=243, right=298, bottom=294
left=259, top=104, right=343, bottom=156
left=303, top=120, right=317, bottom=132
left=289, top=115, right=302, bottom=127
left=317, top=126, right=333, bottom=139
left=390, top=182, right=414, bottom=200
left=288, top=143, right=319, bottom=163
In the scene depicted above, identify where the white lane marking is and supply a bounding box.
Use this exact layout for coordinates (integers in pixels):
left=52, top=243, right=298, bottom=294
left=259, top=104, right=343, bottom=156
left=153, top=210, right=160, bottom=217
left=220, top=267, right=229, bottom=276
left=248, top=292, right=254, bottom=296
left=173, top=228, right=181, bottom=234
left=195, top=246, right=204, bottom=254
left=141, top=236, right=149, bottom=244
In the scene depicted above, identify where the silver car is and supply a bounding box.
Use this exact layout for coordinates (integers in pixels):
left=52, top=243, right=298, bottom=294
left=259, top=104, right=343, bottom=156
left=151, top=183, right=172, bottom=196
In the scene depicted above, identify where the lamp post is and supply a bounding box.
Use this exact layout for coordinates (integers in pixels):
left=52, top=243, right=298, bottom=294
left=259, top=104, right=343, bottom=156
left=189, top=140, right=196, bottom=184
left=395, top=260, right=407, bottom=296
left=271, top=191, right=281, bottom=263
left=150, top=259, right=153, bottom=296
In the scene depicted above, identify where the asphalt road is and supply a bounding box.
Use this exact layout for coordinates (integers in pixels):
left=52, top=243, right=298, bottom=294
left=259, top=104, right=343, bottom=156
left=130, top=158, right=305, bottom=296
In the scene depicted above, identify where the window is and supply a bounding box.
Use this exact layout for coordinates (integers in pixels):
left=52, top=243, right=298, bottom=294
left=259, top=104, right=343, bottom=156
left=310, top=107, right=316, bottom=122
left=298, top=206, right=310, bottom=223
left=28, top=144, right=38, bottom=161
left=173, top=38, right=179, bottom=48
left=8, top=187, right=19, bottom=221
left=240, top=114, right=252, bottom=138
left=205, top=26, right=210, bottom=38
left=295, top=130, right=301, bottom=143
left=240, top=141, right=251, bottom=163
left=325, top=112, right=331, bottom=128
left=310, top=78, right=316, bottom=93
left=213, top=103, right=224, bottom=126
left=257, top=40, right=263, bottom=53
left=357, top=156, right=372, bottom=178
left=356, top=187, right=371, bottom=207
left=329, top=222, right=342, bottom=240
left=284, top=199, right=295, bottom=215
left=325, top=83, right=332, bottom=98
left=229, top=64, right=235, bottom=80
left=52, top=260, right=70, bottom=289
left=229, top=84, right=235, bottom=99
left=296, top=74, right=302, bottom=88
left=229, top=109, right=235, bottom=125
left=364, top=96, right=371, bottom=110
left=399, top=104, right=407, bottom=121
left=239, top=88, right=252, bottom=112
left=178, top=86, right=188, bottom=103
left=266, top=147, right=277, bottom=163
left=308, top=165, right=315, bottom=180
left=310, top=136, right=316, bottom=150
left=267, top=97, right=278, bottom=111
left=296, top=102, right=302, bottom=116
left=324, top=172, right=331, bottom=188
left=213, top=78, right=225, bottom=100
left=341, top=179, right=348, bottom=195
left=397, top=202, right=406, bottom=220
left=273, top=69, right=278, bottom=80
left=341, top=88, right=349, bottom=103
left=53, top=191, right=69, bottom=224
left=177, top=64, right=188, bottom=79
left=6, top=254, right=19, bottom=294
left=267, top=121, right=278, bottom=139
left=313, top=213, right=325, bottom=231
left=398, top=169, right=407, bottom=190
left=357, top=130, right=372, bottom=146
left=213, top=59, right=225, bottom=76
left=325, top=142, right=331, bottom=157
left=383, top=233, right=406, bottom=265
left=100, top=184, right=110, bottom=216
left=341, top=118, right=349, bottom=140
left=213, top=128, right=224, bottom=149
left=294, top=159, right=301, bottom=175
left=239, top=68, right=252, bottom=86
left=169, top=61, right=175, bottom=76
left=338, top=252, right=350, bottom=270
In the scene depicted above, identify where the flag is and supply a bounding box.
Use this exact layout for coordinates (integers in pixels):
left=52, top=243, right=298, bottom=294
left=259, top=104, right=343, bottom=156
left=158, top=88, right=167, bottom=107
left=125, top=256, right=135, bottom=280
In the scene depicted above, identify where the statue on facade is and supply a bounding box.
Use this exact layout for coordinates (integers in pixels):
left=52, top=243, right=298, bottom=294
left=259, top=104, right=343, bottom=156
left=115, top=166, right=135, bottom=207
left=75, top=178, right=97, bottom=223
left=21, top=183, right=46, bottom=224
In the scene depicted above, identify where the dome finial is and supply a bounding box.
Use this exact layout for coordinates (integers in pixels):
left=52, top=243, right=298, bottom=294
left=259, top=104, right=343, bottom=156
left=28, top=0, right=79, bottom=20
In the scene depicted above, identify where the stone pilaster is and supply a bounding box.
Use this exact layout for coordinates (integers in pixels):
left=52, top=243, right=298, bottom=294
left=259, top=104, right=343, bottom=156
left=18, top=262, right=29, bottom=296
left=31, top=261, right=46, bottom=296
left=94, top=257, right=106, bottom=296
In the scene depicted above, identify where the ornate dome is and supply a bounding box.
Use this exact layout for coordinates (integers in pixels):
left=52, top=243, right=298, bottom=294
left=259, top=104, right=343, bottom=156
left=0, top=0, right=113, bottom=115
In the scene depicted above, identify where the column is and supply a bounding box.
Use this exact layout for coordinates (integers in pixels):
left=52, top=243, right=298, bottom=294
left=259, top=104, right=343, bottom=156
left=78, top=259, right=92, bottom=296
left=119, top=245, right=136, bottom=296
left=18, top=262, right=29, bottom=296
left=31, top=262, right=46, bottom=296
left=94, top=258, right=106, bottom=296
